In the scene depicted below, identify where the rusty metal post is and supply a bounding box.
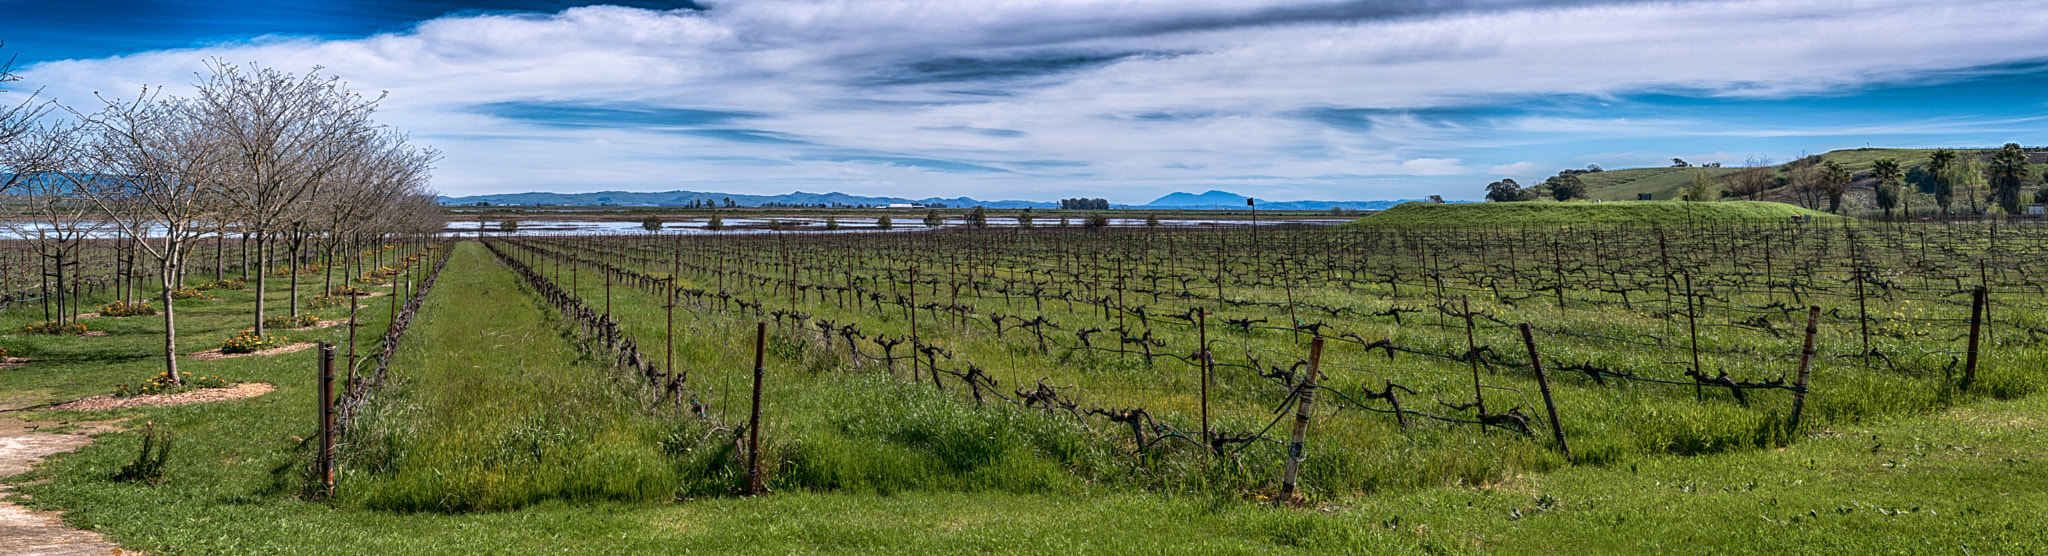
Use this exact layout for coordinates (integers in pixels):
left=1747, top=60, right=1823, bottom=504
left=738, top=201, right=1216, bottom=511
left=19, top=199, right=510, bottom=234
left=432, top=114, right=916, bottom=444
left=745, top=321, right=767, bottom=496
left=1787, top=306, right=1820, bottom=433
left=1278, top=336, right=1324, bottom=502
left=1520, top=323, right=1570, bottom=463
left=1963, top=286, right=1985, bottom=391
left=318, top=342, right=335, bottom=496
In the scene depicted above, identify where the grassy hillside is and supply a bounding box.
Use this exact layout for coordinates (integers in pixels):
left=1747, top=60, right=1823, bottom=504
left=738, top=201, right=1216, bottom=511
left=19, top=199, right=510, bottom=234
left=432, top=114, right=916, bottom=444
left=1579, top=148, right=1941, bottom=201
left=1346, top=200, right=1834, bottom=228
left=1579, top=167, right=1742, bottom=201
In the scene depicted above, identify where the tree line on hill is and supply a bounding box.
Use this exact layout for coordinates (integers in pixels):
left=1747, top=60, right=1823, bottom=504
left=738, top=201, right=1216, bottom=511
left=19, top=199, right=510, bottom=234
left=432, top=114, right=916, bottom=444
left=1483, top=145, right=2047, bottom=218
left=0, top=50, right=442, bottom=386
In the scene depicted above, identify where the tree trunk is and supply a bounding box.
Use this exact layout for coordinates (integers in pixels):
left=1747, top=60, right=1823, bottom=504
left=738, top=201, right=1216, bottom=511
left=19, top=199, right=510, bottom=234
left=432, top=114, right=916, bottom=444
left=160, top=252, right=183, bottom=386
left=253, top=232, right=269, bottom=336
left=288, top=236, right=302, bottom=318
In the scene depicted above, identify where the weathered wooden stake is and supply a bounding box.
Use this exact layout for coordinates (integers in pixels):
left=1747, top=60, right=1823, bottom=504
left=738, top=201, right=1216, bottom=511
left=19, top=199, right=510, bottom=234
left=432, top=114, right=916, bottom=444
left=746, top=321, right=767, bottom=495
left=1198, top=308, right=1212, bottom=449
left=317, top=342, right=335, bottom=496
left=1278, top=336, right=1324, bottom=502
left=1855, top=267, right=1870, bottom=364
left=1463, top=296, right=1483, bottom=412
left=1963, top=286, right=1985, bottom=391
left=1520, top=323, right=1570, bottom=463
left=1787, top=306, right=1820, bottom=434
left=1686, top=274, right=1702, bottom=401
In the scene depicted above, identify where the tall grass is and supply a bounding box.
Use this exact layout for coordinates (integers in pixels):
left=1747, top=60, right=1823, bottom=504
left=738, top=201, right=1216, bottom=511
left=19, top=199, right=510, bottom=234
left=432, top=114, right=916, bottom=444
left=341, top=243, right=695, bottom=511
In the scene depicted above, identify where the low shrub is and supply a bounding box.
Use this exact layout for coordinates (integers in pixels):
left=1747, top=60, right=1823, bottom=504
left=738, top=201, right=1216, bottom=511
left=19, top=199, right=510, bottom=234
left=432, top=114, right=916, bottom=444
left=112, top=421, right=173, bottom=485
left=264, top=314, right=321, bottom=329
left=195, top=279, right=245, bottom=290
left=116, top=371, right=230, bottom=398
left=305, top=295, right=349, bottom=309
left=20, top=320, right=89, bottom=335
left=271, top=264, right=323, bottom=276
left=220, top=331, right=291, bottom=354
left=326, top=284, right=369, bottom=296
left=169, top=287, right=207, bottom=299
left=98, top=300, right=158, bottom=317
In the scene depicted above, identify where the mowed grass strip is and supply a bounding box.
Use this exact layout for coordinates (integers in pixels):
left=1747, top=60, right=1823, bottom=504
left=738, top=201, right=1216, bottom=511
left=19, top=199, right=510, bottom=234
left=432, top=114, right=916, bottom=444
left=341, top=241, right=688, bottom=511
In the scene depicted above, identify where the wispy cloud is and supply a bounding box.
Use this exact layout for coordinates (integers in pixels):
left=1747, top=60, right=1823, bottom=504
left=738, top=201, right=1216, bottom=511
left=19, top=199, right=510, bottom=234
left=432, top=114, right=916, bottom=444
left=16, top=0, right=2048, bottom=201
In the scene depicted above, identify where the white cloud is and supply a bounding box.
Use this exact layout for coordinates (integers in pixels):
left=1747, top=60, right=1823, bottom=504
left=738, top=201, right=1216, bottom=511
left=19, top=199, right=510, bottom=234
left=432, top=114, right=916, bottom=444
left=16, top=0, right=2048, bottom=200
left=1487, top=161, right=1536, bottom=176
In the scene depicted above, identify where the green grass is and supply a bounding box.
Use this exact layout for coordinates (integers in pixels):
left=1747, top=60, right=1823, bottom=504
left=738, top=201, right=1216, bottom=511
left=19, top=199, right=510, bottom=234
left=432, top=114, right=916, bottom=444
left=339, top=242, right=691, bottom=511
left=1577, top=167, right=1744, bottom=201
left=4, top=235, right=2047, bottom=554
left=10, top=342, right=2046, bottom=553
left=1346, top=200, right=1834, bottom=228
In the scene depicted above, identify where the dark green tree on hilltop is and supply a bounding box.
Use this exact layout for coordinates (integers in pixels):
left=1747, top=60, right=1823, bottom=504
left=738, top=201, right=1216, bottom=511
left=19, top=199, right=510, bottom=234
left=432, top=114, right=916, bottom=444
left=1822, top=161, right=1851, bottom=213
left=1988, top=143, right=2031, bottom=215
left=1546, top=174, right=1584, bottom=201
left=1484, top=178, right=1523, bottom=202
left=1871, top=157, right=1903, bottom=219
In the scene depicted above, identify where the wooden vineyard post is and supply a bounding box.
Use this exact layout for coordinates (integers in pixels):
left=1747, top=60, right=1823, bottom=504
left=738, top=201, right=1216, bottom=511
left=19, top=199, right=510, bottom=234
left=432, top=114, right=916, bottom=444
left=1963, top=286, right=1985, bottom=392
left=1278, top=336, right=1324, bottom=503
left=1198, top=308, right=1212, bottom=449
left=1980, top=261, right=1992, bottom=348
left=1463, top=297, right=1483, bottom=412
left=317, top=342, right=335, bottom=496
left=908, top=266, right=919, bottom=383
left=1519, top=324, right=1570, bottom=463
left=665, top=278, right=676, bottom=395
left=1787, top=306, right=1820, bottom=434
left=1686, top=274, right=1702, bottom=401
left=1855, top=267, right=1870, bottom=364
left=746, top=321, right=767, bottom=496
left=388, top=272, right=399, bottom=328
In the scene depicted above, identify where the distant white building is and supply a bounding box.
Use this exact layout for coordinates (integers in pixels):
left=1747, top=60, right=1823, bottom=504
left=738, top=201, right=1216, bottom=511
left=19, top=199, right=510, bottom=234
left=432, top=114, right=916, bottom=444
left=2028, top=204, right=2045, bottom=216
left=886, top=203, right=924, bottom=209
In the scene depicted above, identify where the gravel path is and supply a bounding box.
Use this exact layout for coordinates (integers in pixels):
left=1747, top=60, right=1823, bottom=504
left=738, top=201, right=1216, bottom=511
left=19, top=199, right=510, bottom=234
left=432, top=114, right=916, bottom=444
left=0, top=417, right=123, bottom=555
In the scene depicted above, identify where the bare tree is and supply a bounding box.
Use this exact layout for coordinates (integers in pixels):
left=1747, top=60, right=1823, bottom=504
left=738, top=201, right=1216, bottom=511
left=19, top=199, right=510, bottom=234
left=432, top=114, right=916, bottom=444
left=1789, top=162, right=1827, bottom=210
left=193, top=62, right=382, bottom=335
left=1, top=43, right=56, bottom=193
left=1, top=121, right=105, bottom=325
left=1728, top=157, right=1774, bottom=200
left=74, top=89, right=227, bottom=386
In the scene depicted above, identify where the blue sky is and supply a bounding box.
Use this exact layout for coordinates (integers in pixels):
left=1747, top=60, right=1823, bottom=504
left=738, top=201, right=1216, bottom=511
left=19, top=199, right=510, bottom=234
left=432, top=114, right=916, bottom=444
left=5, top=0, right=2047, bottom=202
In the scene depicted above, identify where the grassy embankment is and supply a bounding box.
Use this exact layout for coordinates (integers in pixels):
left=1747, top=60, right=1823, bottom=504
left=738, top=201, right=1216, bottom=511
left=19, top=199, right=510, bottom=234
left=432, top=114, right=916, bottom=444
left=1346, top=200, right=1834, bottom=228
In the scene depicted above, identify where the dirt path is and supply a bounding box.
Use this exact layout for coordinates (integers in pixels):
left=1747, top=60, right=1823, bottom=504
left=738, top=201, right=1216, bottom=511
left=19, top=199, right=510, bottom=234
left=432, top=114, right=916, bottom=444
left=0, top=416, right=126, bottom=555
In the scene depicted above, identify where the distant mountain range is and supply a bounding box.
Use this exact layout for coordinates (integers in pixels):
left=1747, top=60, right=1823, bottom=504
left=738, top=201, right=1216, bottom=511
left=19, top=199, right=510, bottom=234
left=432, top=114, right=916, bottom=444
left=436, top=189, right=1412, bottom=211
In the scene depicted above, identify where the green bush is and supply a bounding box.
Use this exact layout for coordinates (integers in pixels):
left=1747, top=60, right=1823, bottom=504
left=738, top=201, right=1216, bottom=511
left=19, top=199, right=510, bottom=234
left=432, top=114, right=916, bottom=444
left=169, top=287, right=207, bottom=299
left=98, top=300, right=159, bottom=317
left=264, top=314, right=321, bottom=329
left=220, top=331, right=291, bottom=354
left=116, top=371, right=230, bottom=398
left=196, top=278, right=246, bottom=290
left=305, top=295, right=350, bottom=309
left=20, top=320, right=89, bottom=335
